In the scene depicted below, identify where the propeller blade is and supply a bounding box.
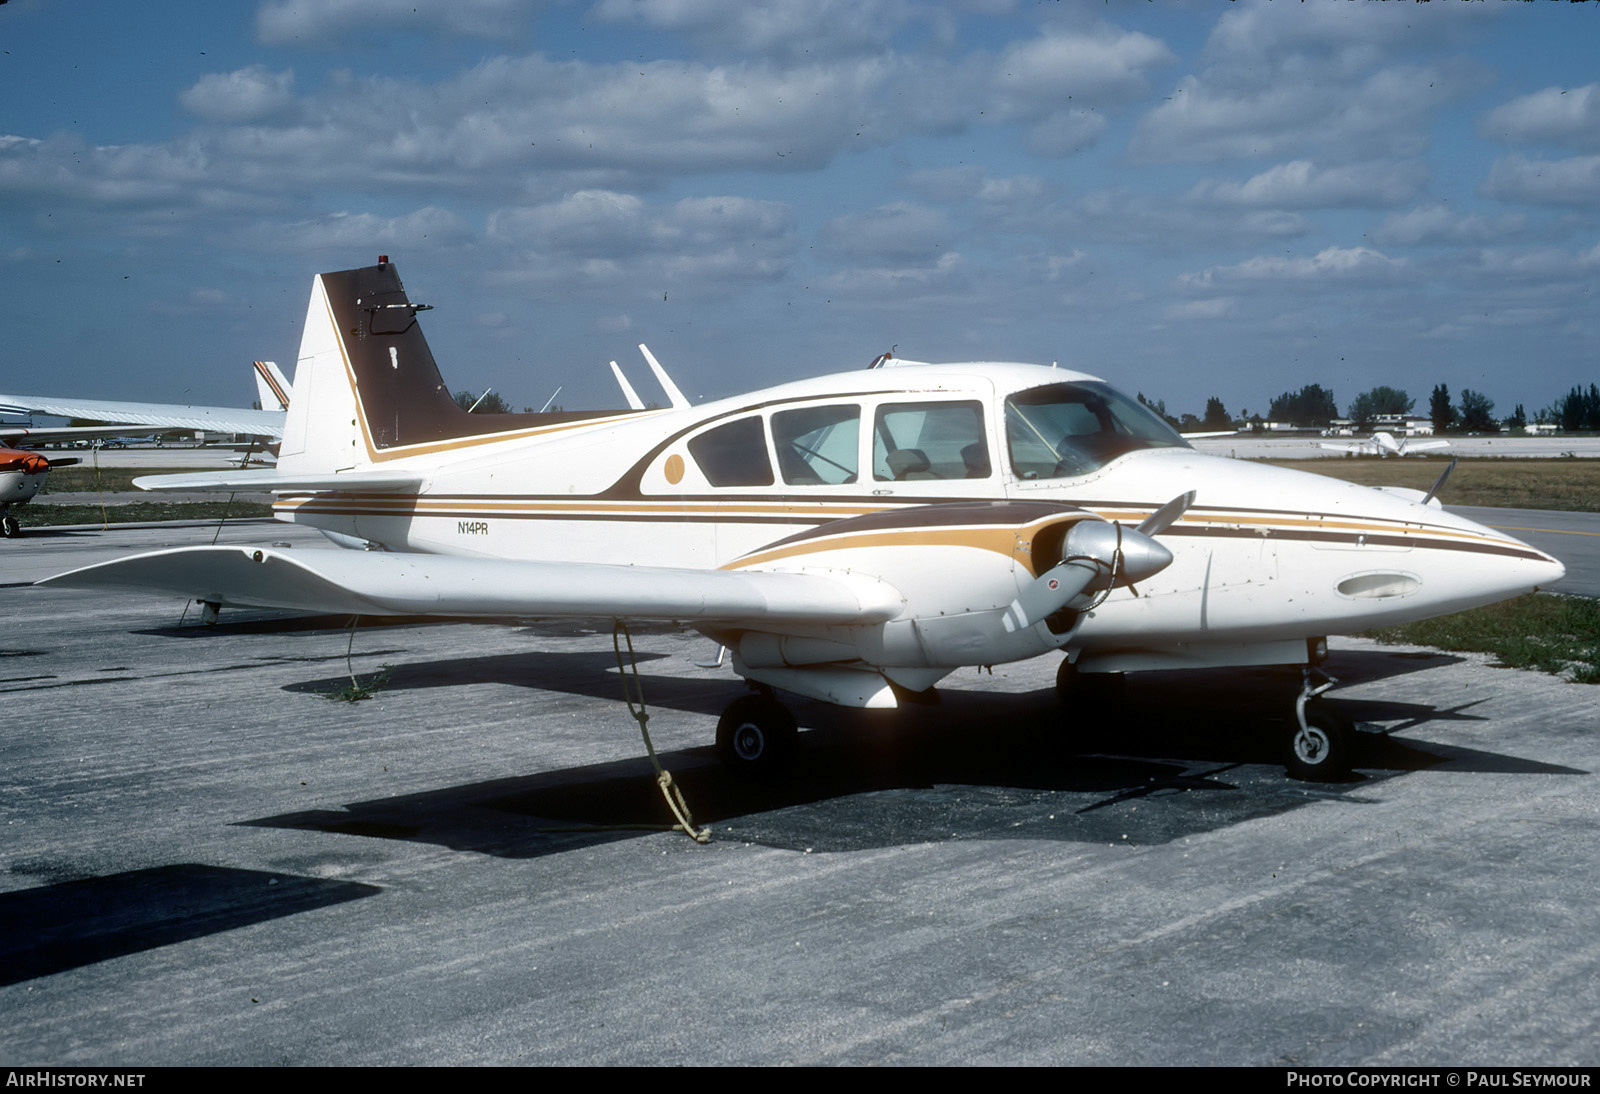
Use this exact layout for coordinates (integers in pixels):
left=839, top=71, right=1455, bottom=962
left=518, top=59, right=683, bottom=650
left=1002, top=519, right=1175, bottom=633
left=1002, top=555, right=1102, bottom=633
left=1136, top=490, right=1196, bottom=536
left=1421, top=458, right=1457, bottom=505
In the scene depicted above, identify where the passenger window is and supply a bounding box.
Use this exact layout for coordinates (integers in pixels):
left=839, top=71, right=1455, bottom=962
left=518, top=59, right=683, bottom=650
left=872, top=401, right=989, bottom=481
left=772, top=404, right=859, bottom=485
left=688, top=416, right=774, bottom=487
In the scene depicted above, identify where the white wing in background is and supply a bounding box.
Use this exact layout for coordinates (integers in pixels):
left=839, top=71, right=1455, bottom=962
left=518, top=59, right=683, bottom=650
left=0, top=394, right=284, bottom=438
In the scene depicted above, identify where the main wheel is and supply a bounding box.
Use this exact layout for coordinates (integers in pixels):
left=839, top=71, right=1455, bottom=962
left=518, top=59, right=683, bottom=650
left=1, top=514, right=20, bottom=538
left=716, top=695, right=798, bottom=779
left=1286, top=701, right=1355, bottom=781
left=1055, top=659, right=1124, bottom=707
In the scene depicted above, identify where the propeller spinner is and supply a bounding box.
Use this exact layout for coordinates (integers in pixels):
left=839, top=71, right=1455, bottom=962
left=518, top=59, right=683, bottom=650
left=1001, top=491, right=1195, bottom=634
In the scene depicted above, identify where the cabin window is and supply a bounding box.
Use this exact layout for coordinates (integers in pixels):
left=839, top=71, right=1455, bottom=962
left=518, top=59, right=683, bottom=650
left=871, top=400, right=990, bottom=481
left=772, top=404, right=860, bottom=485
left=1005, top=382, right=1188, bottom=479
left=688, top=416, right=774, bottom=487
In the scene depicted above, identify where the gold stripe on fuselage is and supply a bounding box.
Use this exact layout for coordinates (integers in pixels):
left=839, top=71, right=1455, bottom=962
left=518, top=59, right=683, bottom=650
left=273, top=494, right=1522, bottom=553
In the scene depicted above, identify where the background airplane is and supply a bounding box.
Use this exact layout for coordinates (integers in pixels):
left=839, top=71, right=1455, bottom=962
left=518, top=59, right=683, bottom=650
left=0, top=366, right=288, bottom=536
left=0, top=420, right=158, bottom=536
left=1319, top=431, right=1450, bottom=458
left=0, top=384, right=286, bottom=441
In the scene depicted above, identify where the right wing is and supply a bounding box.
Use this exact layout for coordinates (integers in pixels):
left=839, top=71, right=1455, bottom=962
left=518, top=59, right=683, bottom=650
left=40, top=546, right=903, bottom=625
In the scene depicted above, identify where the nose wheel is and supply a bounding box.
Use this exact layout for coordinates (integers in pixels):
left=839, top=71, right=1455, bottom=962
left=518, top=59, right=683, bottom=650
left=716, top=694, right=797, bottom=779
left=1, top=513, right=20, bottom=538
left=1286, top=669, right=1356, bottom=781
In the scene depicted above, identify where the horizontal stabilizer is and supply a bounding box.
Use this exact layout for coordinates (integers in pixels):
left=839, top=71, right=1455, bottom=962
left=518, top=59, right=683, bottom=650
left=133, top=469, right=424, bottom=493
left=41, top=546, right=902, bottom=625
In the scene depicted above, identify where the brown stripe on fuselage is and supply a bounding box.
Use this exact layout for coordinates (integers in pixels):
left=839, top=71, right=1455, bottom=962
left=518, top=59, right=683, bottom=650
left=273, top=491, right=1547, bottom=565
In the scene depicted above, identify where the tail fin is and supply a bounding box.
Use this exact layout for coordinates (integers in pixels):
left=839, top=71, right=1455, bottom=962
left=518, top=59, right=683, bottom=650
left=278, top=260, right=631, bottom=474
left=252, top=361, right=292, bottom=412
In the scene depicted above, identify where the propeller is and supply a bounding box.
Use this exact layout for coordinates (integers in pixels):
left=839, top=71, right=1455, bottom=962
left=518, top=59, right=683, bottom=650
left=1001, top=491, right=1195, bottom=634
left=1420, top=458, right=1456, bottom=506
left=1135, top=489, right=1195, bottom=536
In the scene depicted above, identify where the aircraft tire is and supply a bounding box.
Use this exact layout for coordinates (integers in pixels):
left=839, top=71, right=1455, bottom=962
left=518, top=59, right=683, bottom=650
left=1055, top=659, right=1125, bottom=708
left=1286, top=701, right=1355, bottom=782
left=1, top=514, right=19, bottom=538
left=716, top=694, right=797, bottom=779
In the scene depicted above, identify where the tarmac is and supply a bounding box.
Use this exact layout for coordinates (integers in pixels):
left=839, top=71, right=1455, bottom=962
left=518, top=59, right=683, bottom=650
left=2, top=520, right=1597, bottom=1065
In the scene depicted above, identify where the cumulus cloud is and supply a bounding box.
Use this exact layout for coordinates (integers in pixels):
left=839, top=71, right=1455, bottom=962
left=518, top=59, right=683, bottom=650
left=1056, top=188, right=1310, bottom=251
left=987, top=24, right=1175, bottom=156
left=20, top=51, right=924, bottom=214
left=255, top=0, right=527, bottom=45
left=248, top=206, right=473, bottom=252
left=1482, top=154, right=1600, bottom=207
left=1131, top=64, right=1459, bottom=165
left=1480, top=84, right=1600, bottom=151
left=179, top=67, right=296, bottom=124
left=490, top=190, right=791, bottom=254
left=1203, top=0, right=1482, bottom=72
left=592, top=0, right=912, bottom=60
left=817, top=202, right=952, bottom=261
left=904, top=167, right=1053, bottom=217
left=1371, top=204, right=1526, bottom=247
left=1466, top=242, right=1600, bottom=280
left=1165, top=297, right=1236, bottom=321
left=1189, top=160, right=1426, bottom=209
left=1177, top=245, right=1406, bottom=290
left=819, top=250, right=966, bottom=302
left=1128, top=0, right=1483, bottom=168
left=488, top=190, right=796, bottom=284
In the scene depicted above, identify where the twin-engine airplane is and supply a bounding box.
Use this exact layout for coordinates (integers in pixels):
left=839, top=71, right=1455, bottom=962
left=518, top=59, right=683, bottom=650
left=1320, top=431, right=1450, bottom=459
left=44, top=261, right=1564, bottom=780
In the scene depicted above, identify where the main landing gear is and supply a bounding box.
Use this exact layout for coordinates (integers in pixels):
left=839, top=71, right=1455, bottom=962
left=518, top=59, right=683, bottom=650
left=716, top=693, right=797, bottom=779
left=1, top=512, right=20, bottom=538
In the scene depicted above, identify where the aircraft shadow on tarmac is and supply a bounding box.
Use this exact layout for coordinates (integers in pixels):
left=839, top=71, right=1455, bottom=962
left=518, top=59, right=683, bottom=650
left=248, top=647, right=1584, bottom=857
left=0, top=864, right=379, bottom=986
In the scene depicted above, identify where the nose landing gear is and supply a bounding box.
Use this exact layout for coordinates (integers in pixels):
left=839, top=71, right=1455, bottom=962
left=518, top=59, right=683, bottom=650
left=1287, top=667, right=1356, bottom=781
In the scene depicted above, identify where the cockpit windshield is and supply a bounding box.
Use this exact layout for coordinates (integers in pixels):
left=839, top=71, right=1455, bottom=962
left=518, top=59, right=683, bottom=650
left=1005, top=381, right=1189, bottom=478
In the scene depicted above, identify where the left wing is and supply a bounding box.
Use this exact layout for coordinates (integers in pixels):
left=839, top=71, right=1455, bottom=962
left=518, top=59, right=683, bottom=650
left=0, top=394, right=284, bottom=439
left=40, top=546, right=903, bottom=625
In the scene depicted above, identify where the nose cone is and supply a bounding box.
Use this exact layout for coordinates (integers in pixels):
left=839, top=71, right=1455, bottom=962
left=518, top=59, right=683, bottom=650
left=1116, top=451, right=1568, bottom=626
left=1435, top=507, right=1566, bottom=601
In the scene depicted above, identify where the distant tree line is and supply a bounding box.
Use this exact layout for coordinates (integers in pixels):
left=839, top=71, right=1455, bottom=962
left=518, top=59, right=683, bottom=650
left=453, top=377, right=1600, bottom=436
left=1551, top=384, right=1600, bottom=431
left=1147, top=379, right=1600, bottom=436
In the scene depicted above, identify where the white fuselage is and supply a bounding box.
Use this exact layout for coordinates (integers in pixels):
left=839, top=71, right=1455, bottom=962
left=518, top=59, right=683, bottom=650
left=271, top=363, right=1563, bottom=669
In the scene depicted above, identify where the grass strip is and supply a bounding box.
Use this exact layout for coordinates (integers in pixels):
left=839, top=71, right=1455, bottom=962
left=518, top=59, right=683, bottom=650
left=1366, top=593, right=1600, bottom=684
left=19, top=502, right=274, bottom=526
left=39, top=467, right=236, bottom=494
left=1257, top=457, right=1600, bottom=512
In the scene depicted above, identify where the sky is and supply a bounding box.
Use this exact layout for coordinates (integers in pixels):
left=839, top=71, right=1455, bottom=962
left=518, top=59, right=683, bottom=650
left=2, top=0, right=1598, bottom=421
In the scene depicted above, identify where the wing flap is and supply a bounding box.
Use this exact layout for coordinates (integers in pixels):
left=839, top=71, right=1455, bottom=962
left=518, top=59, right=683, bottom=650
left=40, top=547, right=902, bottom=625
